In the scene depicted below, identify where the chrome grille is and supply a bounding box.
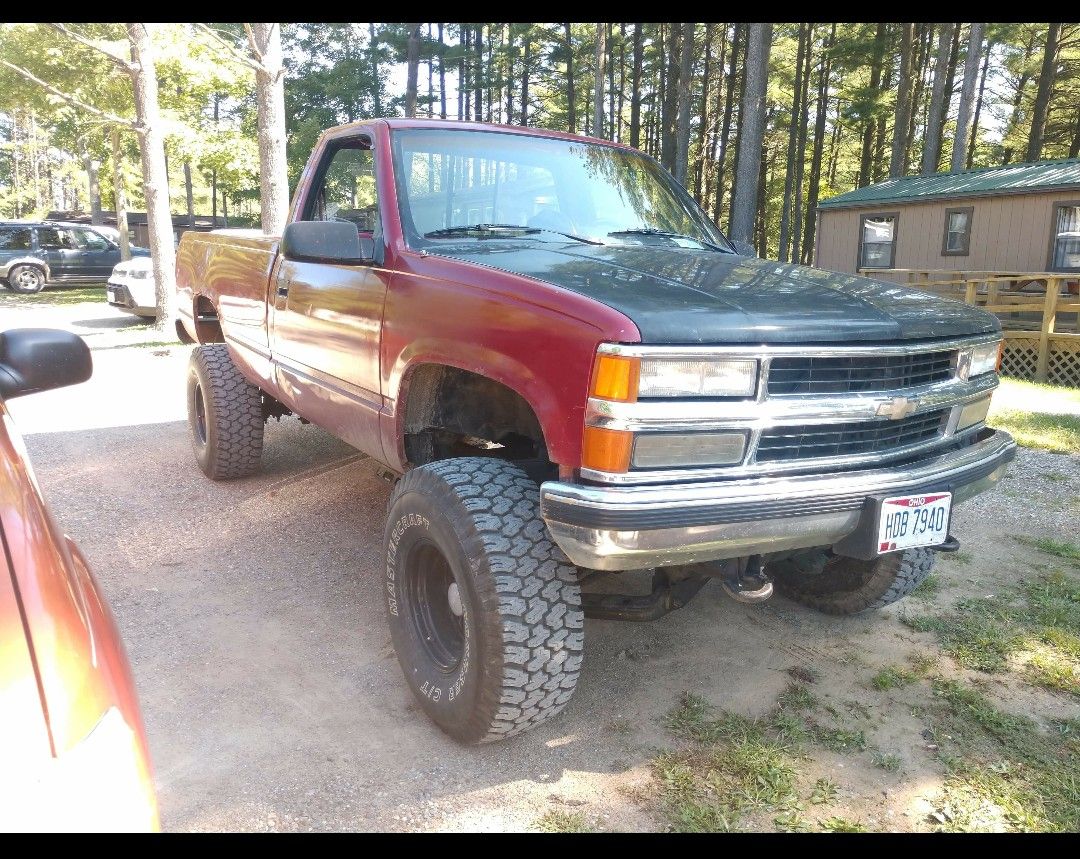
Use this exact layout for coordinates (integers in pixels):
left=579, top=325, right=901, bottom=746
left=768, top=350, right=956, bottom=395
left=756, top=409, right=949, bottom=463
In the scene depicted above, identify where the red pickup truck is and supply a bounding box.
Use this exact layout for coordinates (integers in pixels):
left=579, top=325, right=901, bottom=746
left=175, top=119, right=1015, bottom=744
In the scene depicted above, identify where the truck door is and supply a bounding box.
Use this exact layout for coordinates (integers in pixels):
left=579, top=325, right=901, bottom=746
left=35, top=226, right=83, bottom=279
left=269, top=133, right=390, bottom=455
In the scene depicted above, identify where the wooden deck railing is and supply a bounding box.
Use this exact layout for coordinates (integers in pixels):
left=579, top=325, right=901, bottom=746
left=859, top=269, right=1080, bottom=386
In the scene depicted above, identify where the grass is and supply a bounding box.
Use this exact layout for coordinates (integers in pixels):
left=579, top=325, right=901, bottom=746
left=988, top=378, right=1080, bottom=454
left=871, top=666, right=918, bottom=691
left=534, top=810, right=595, bottom=833
left=1017, top=536, right=1080, bottom=564
left=902, top=571, right=1080, bottom=697
left=872, top=751, right=902, bottom=772
left=2, top=284, right=107, bottom=305
left=809, top=778, right=838, bottom=805
left=819, top=816, right=867, bottom=832
left=910, top=573, right=943, bottom=600
left=653, top=692, right=810, bottom=832
left=924, top=679, right=1080, bottom=831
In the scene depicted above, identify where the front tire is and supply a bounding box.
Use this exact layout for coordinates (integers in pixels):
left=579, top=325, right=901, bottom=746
left=186, top=343, right=264, bottom=480
left=384, top=458, right=583, bottom=744
left=770, top=548, right=936, bottom=615
left=7, top=264, right=46, bottom=294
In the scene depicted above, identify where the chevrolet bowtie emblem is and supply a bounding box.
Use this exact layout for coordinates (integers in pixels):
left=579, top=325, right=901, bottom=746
left=877, top=397, right=920, bottom=420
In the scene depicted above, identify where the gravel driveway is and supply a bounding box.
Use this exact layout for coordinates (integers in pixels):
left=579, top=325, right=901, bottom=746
left=6, top=299, right=1078, bottom=831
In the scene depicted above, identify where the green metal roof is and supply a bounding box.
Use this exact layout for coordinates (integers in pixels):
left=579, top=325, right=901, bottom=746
left=819, top=158, right=1080, bottom=209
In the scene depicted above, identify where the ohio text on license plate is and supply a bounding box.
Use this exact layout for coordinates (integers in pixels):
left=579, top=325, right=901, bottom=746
left=877, top=492, right=952, bottom=553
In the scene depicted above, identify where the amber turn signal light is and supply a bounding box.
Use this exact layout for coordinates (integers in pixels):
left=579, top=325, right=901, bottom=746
left=590, top=354, right=640, bottom=403
left=581, top=426, right=633, bottom=473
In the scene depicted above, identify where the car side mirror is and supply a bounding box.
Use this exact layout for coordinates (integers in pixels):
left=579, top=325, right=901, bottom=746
left=0, top=329, right=92, bottom=400
left=281, top=221, right=374, bottom=265
left=731, top=239, right=757, bottom=257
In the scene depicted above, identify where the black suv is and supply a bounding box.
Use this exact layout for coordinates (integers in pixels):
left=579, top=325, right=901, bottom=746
left=0, top=221, right=149, bottom=294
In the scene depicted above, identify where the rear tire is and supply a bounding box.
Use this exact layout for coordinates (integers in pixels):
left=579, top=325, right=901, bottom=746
left=384, top=457, right=583, bottom=744
left=187, top=343, right=264, bottom=480
left=770, top=548, right=936, bottom=615
left=7, top=264, right=46, bottom=294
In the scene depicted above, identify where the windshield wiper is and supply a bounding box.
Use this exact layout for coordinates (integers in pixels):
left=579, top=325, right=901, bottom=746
left=608, top=227, right=733, bottom=253
left=424, top=223, right=602, bottom=245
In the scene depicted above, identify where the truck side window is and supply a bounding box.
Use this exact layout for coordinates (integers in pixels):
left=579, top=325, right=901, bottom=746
left=308, top=143, right=379, bottom=235
left=37, top=227, right=77, bottom=249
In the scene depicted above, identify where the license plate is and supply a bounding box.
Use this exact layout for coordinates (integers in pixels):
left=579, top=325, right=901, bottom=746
left=877, top=492, right=951, bottom=553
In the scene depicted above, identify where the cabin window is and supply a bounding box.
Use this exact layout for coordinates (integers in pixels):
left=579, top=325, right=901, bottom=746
left=1050, top=203, right=1080, bottom=271
left=942, top=206, right=973, bottom=256
left=858, top=213, right=898, bottom=270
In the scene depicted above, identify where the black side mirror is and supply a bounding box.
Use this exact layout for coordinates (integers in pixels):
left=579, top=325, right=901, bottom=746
left=281, top=221, right=374, bottom=265
left=0, top=329, right=92, bottom=400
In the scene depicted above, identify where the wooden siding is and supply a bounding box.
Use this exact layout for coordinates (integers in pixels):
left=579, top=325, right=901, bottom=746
left=814, top=190, right=1080, bottom=275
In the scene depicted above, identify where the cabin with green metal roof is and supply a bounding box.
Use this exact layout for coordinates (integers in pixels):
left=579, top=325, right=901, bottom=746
left=814, top=158, right=1080, bottom=276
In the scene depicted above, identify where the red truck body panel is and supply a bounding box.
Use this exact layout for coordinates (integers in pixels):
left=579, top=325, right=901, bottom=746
left=175, top=118, right=641, bottom=474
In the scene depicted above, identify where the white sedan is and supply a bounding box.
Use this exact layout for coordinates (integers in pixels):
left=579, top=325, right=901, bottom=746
left=106, top=256, right=157, bottom=320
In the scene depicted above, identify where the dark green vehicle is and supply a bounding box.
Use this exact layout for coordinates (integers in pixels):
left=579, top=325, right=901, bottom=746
left=0, top=221, right=148, bottom=294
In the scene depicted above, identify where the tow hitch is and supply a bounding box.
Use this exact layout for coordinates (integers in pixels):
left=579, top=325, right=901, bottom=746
left=719, top=554, right=774, bottom=604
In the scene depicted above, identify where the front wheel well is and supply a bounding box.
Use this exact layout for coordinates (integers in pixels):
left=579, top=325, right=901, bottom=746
left=401, top=364, right=555, bottom=483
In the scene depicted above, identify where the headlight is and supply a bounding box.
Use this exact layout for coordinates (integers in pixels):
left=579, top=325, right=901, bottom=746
left=966, top=340, right=1003, bottom=378
left=638, top=358, right=758, bottom=398
left=632, top=432, right=747, bottom=468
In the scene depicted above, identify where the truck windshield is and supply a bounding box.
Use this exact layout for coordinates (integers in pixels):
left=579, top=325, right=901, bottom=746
left=390, top=127, right=732, bottom=252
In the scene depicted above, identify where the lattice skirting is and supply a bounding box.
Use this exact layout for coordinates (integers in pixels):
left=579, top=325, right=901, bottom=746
left=1048, top=338, right=1080, bottom=386
left=1001, top=335, right=1080, bottom=386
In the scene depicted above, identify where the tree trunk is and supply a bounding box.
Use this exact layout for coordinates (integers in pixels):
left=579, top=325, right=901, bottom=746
left=889, top=23, right=915, bottom=178
left=368, top=23, right=382, bottom=116
left=921, top=23, right=955, bottom=174
left=802, top=24, right=835, bottom=265
left=617, top=23, right=626, bottom=142
left=504, top=24, right=514, bottom=124
left=936, top=23, right=963, bottom=158
left=438, top=23, right=447, bottom=119
left=183, top=160, right=194, bottom=228
left=427, top=23, right=435, bottom=118
left=729, top=23, right=772, bottom=247
left=607, top=23, right=616, bottom=139
left=904, top=23, right=930, bottom=176
left=791, top=25, right=813, bottom=264
left=405, top=23, right=420, bottom=118
left=461, top=25, right=469, bottom=120
left=126, top=22, right=176, bottom=331
left=564, top=23, right=575, bottom=133
left=859, top=22, right=887, bottom=187
left=474, top=24, right=483, bottom=122
left=674, top=22, right=694, bottom=185
left=694, top=22, right=714, bottom=202
left=1026, top=23, right=1061, bottom=162
left=110, top=127, right=131, bottom=262
left=779, top=24, right=808, bottom=262
left=951, top=23, right=985, bottom=171
left=661, top=24, right=681, bottom=172
left=593, top=23, right=605, bottom=139
left=250, top=23, right=289, bottom=235
left=716, top=22, right=743, bottom=226
left=967, top=36, right=992, bottom=167
left=629, top=23, right=644, bottom=149
left=519, top=30, right=530, bottom=127
left=84, top=149, right=103, bottom=224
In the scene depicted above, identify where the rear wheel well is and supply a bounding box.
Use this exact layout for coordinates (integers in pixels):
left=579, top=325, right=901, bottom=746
left=193, top=294, right=223, bottom=343
left=402, top=365, right=555, bottom=483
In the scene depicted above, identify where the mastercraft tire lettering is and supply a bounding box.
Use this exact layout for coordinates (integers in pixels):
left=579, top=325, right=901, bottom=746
left=383, top=458, right=583, bottom=744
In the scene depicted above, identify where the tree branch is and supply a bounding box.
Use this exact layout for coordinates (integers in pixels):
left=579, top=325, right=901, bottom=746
left=194, top=22, right=267, bottom=75
left=45, top=23, right=136, bottom=73
left=0, top=59, right=138, bottom=129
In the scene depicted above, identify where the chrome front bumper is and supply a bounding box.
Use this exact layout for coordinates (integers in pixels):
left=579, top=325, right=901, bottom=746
left=540, top=430, right=1016, bottom=571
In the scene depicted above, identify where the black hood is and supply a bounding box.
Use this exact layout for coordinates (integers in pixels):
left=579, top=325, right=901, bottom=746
left=431, top=242, right=1000, bottom=344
